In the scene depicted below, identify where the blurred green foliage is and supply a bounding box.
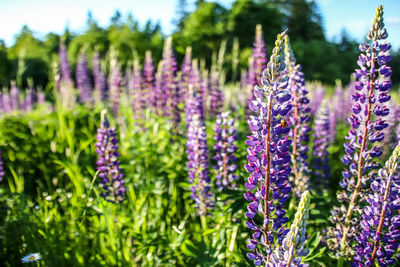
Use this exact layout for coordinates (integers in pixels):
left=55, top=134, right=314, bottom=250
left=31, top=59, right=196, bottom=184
left=1, top=0, right=399, bottom=90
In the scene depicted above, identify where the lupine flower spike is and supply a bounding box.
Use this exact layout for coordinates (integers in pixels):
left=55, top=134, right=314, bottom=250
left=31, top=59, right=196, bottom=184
left=92, top=50, right=108, bottom=103
left=312, top=102, right=330, bottom=188
left=186, top=85, right=213, bottom=215
left=76, top=49, right=93, bottom=105
left=244, top=30, right=292, bottom=265
left=284, top=35, right=311, bottom=197
left=270, top=190, right=311, bottom=266
left=161, top=37, right=180, bottom=126
left=213, top=112, right=238, bottom=190
left=328, top=5, right=392, bottom=258
left=209, top=69, right=224, bottom=117
left=95, top=110, right=126, bottom=203
left=143, top=50, right=155, bottom=110
left=353, top=142, right=400, bottom=266
left=246, top=24, right=267, bottom=116
left=109, top=48, right=122, bottom=115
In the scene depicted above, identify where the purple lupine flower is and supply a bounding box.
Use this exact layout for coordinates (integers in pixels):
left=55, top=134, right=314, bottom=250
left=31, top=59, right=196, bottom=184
left=24, top=81, right=36, bottom=112
left=213, top=112, right=238, bottom=190
left=92, top=51, right=108, bottom=103
left=0, top=150, right=4, bottom=182
left=353, top=142, right=400, bottom=266
left=329, top=103, right=337, bottom=143
left=58, top=41, right=73, bottom=85
left=285, top=35, right=311, bottom=197
left=329, top=5, right=392, bottom=257
left=312, top=102, right=330, bottom=187
left=190, top=60, right=205, bottom=121
left=161, top=37, right=180, bottom=126
left=2, top=89, right=12, bottom=113
left=246, top=24, right=267, bottom=116
left=76, top=51, right=93, bottom=104
left=57, top=42, right=75, bottom=109
left=180, top=47, right=192, bottom=104
left=186, top=86, right=213, bottom=215
left=247, top=24, right=268, bottom=88
left=153, top=60, right=164, bottom=115
left=132, top=59, right=144, bottom=120
left=270, top=191, right=311, bottom=266
left=381, top=102, right=396, bottom=157
left=334, top=83, right=347, bottom=122
left=37, top=90, right=45, bottom=105
left=95, top=110, right=125, bottom=203
left=109, top=49, right=122, bottom=115
left=309, top=85, right=325, bottom=115
left=209, top=70, right=224, bottom=117
left=143, top=51, right=155, bottom=110
left=125, top=65, right=132, bottom=101
left=10, top=82, right=20, bottom=111
left=244, top=30, right=292, bottom=265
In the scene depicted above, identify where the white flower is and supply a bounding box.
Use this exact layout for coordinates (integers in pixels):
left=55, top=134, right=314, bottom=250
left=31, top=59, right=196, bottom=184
left=21, top=253, right=41, bottom=263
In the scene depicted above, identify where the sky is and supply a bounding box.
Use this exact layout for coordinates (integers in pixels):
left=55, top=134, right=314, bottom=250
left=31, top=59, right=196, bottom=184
left=0, top=0, right=399, bottom=49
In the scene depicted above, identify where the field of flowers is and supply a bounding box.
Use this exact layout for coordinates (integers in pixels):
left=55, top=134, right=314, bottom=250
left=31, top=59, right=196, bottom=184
left=0, top=4, right=399, bottom=267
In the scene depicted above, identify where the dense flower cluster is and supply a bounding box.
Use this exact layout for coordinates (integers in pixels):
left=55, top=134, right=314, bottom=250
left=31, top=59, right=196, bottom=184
left=76, top=51, right=92, bottom=104
left=180, top=47, right=192, bottom=105
left=246, top=24, right=267, bottom=115
left=10, top=83, right=20, bottom=111
left=353, top=142, right=400, bottom=266
left=285, top=35, right=311, bottom=197
left=95, top=110, right=125, bottom=203
left=312, top=103, right=330, bottom=187
left=160, top=37, right=180, bottom=126
left=58, top=41, right=73, bottom=85
left=270, top=190, right=311, bottom=266
left=329, top=5, right=392, bottom=257
left=186, top=88, right=213, bottom=215
left=244, top=30, right=292, bottom=265
left=132, top=59, right=144, bottom=119
left=109, top=49, right=122, bottom=115
left=143, top=51, right=155, bottom=110
left=213, top=112, right=238, bottom=190
left=309, top=85, right=324, bottom=115
left=209, top=70, right=224, bottom=117
left=92, top=51, right=108, bottom=103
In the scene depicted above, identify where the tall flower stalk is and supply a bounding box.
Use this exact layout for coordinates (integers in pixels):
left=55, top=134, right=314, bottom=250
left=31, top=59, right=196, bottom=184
left=329, top=5, right=392, bottom=258
left=209, top=69, right=224, bottom=118
left=161, top=37, right=180, bottom=126
left=246, top=24, right=267, bottom=115
left=285, top=35, right=311, bottom=197
left=109, top=48, right=122, bottom=116
left=92, top=50, right=108, bottom=103
left=213, top=112, right=238, bottom=190
left=76, top=50, right=93, bottom=105
left=270, top=190, right=311, bottom=266
left=353, top=142, right=400, bottom=266
left=58, top=41, right=75, bottom=109
left=244, top=30, right=292, bottom=265
left=95, top=110, right=125, bottom=203
left=312, top=102, right=330, bottom=187
left=186, top=85, right=213, bottom=215
left=132, top=59, right=144, bottom=120
left=143, top=50, right=155, bottom=110
left=10, top=82, right=20, bottom=111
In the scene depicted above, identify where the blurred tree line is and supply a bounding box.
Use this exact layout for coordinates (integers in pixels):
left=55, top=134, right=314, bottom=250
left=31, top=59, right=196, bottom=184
left=0, top=0, right=399, bottom=89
